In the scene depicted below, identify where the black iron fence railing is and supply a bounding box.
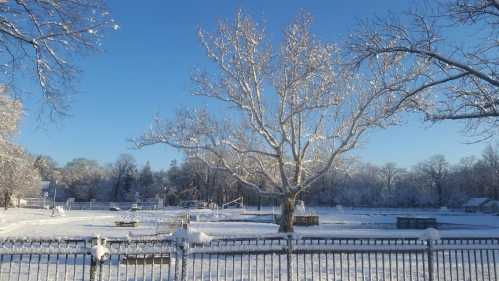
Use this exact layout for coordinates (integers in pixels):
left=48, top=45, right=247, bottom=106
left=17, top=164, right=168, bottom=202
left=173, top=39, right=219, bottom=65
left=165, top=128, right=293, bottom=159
left=0, top=235, right=497, bottom=280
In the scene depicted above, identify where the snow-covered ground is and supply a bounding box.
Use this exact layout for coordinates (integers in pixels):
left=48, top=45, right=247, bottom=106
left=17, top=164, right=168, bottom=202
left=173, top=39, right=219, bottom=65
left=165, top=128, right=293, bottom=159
left=0, top=207, right=498, bottom=239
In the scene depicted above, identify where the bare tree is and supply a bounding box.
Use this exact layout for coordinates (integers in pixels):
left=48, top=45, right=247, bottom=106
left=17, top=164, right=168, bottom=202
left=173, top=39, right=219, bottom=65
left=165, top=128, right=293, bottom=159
left=110, top=154, right=137, bottom=201
left=417, top=155, right=449, bottom=207
left=0, top=0, right=116, bottom=115
left=349, top=0, right=499, bottom=138
left=33, top=155, right=59, bottom=181
left=62, top=158, right=106, bottom=201
left=0, top=88, right=40, bottom=209
left=0, top=86, right=21, bottom=139
left=479, top=143, right=499, bottom=198
left=134, top=11, right=412, bottom=232
left=0, top=144, right=41, bottom=209
left=378, top=162, right=405, bottom=205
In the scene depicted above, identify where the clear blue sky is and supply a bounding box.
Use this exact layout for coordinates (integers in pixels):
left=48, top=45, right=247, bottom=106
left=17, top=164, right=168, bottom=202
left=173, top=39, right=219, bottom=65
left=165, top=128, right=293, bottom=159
left=16, top=0, right=492, bottom=170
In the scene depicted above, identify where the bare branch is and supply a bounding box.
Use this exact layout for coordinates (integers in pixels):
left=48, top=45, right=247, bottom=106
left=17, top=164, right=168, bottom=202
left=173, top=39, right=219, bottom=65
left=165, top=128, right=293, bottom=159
left=0, top=0, right=116, bottom=116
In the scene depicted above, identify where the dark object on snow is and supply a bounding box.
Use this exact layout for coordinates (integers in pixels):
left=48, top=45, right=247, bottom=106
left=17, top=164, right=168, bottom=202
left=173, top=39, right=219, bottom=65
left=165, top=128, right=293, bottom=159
left=121, top=254, right=170, bottom=264
left=273, top=214, right=319, bottom=226
left=109, top=206, right=121, bottom=211
left=397, top=217, right=437, bottom=229
left=294, top=215, right=319, bottom=226
left=114, top=221, right=139, bottom=227
left=179, top=200, right=208, bottom=209
left=222, top=197, right=244, bottom=209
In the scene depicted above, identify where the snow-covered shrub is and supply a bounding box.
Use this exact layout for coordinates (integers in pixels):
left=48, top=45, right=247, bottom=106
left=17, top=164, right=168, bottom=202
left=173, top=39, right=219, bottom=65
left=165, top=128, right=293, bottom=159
left=419, top=228, right=440, bottom=241
left=90, top=237, right=110, bottom=262
left=174, top=227, right=212, bottom=244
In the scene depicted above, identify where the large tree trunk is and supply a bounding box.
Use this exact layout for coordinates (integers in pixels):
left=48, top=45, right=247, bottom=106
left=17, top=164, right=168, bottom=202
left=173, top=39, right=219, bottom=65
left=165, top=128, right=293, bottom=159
left=279, top=193, right=297, bottom=233
left=113, top=173, right=122, bottom=201
left=3, top=191, right=10, bottom=210
left=437, top=182, right=443, bottom=207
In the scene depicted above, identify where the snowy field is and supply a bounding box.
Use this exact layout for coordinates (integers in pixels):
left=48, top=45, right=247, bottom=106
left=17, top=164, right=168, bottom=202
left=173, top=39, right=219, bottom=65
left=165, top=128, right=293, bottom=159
left=0, top=208, right=498, bottom=281
left=0, top=207, right=498, bottom=239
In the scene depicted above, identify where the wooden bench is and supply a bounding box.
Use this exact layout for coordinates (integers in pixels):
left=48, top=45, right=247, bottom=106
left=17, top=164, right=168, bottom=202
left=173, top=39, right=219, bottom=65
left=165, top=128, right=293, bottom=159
left=294, top=215, right=319, bottom=226
left=273, top=214, right=320, bottom=226
left=114, top=221, right=139, bottom=227
left=397, top=217, right=437, bottom=229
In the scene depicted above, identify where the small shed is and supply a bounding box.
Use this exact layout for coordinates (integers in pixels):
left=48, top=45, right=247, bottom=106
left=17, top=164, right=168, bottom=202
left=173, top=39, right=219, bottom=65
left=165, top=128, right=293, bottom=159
left=482, top=200, right=499, bottom=214
left=462, top=197, right=490, bottom=212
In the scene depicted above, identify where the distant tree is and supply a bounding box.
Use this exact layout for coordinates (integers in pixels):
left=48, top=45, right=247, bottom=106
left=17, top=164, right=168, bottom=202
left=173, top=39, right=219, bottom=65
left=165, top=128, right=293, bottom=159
left=315, top=171, right=343, bottom=206
left=62, top=158, right=105, bottom=201
left=346, top=163, right=384, bottom=206
left=349, top=0, right=499, bottom=138
left=379, top=163, right=402, bottom=191
left=417, top=155, right=449, bottom=207
left=166, top=160, right=200, bottom=202
left=378, top=163, right=405, bottom=205
left=33, top=155, right=59, bottom=182
left=479, top=144, right=499, bottom=198
left=139, top=162, right=154, bottom=187
left=151, top=169, right=172, bottom=203
left=138, top=161, right=156, bottom=198
left=0, top=0, right=116, bottom=115
left=110, top=154, right=137, bottom=201
left=393, top=170, right=431, bottom=207
left=135, top=11, right=412, bottom=232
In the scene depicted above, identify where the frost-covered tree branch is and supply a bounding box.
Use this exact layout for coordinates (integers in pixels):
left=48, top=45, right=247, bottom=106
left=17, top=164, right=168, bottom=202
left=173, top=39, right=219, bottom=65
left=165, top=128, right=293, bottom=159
left=0, top=0, right=116, bottom=116
left=0, top=88, right=41, bottom=209
left=348, top=0, right=499, bottom=139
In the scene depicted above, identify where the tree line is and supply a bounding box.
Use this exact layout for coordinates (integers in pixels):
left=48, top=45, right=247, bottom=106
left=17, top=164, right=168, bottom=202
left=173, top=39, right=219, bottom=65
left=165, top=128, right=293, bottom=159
left=32, top=143, right=499, bottom=209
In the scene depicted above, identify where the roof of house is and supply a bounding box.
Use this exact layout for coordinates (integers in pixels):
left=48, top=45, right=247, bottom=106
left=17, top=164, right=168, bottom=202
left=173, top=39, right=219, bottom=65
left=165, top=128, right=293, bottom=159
left=483, top=200, right=499, bottom=207
left=463, top=197, right=490, bottom=207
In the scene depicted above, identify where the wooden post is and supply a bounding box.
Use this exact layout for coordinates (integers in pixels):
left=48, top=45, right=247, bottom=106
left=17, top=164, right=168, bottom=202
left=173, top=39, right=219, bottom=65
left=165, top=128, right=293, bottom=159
left=286, top=234, right=293, bottom=281
left=426, top=239, right=434, bottom=281
left=181, top=243, right=187, bottom=281
left=89, top=258, right=97, bottom=281
left=89, top=237, right=98, bottom=281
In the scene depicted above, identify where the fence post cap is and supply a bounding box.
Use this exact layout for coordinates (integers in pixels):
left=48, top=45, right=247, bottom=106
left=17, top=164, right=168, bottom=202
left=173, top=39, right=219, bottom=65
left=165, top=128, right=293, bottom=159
left=420, top=228, right=440, bottom=241
left=90, top=235, right=109, bottom=262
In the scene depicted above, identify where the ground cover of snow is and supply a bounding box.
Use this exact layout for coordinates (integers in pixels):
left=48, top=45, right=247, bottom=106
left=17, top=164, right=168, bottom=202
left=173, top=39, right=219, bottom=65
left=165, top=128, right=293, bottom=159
left=0, top=207, right=497, bottom=239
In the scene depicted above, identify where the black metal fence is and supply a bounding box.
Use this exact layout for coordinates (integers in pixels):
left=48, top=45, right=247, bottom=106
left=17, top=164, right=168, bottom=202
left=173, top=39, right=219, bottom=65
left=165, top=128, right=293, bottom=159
left=0, top=235, right=497, bottom=280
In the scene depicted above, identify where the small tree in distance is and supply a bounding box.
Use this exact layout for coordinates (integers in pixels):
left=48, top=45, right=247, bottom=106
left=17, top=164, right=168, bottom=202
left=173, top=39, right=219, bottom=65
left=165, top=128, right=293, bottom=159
left=134, top=11, right=418, bottom=232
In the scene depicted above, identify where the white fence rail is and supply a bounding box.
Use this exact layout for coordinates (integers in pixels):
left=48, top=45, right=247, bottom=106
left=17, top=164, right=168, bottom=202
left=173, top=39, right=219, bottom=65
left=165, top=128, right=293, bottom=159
left=21, top=199, right=163, bottom=210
